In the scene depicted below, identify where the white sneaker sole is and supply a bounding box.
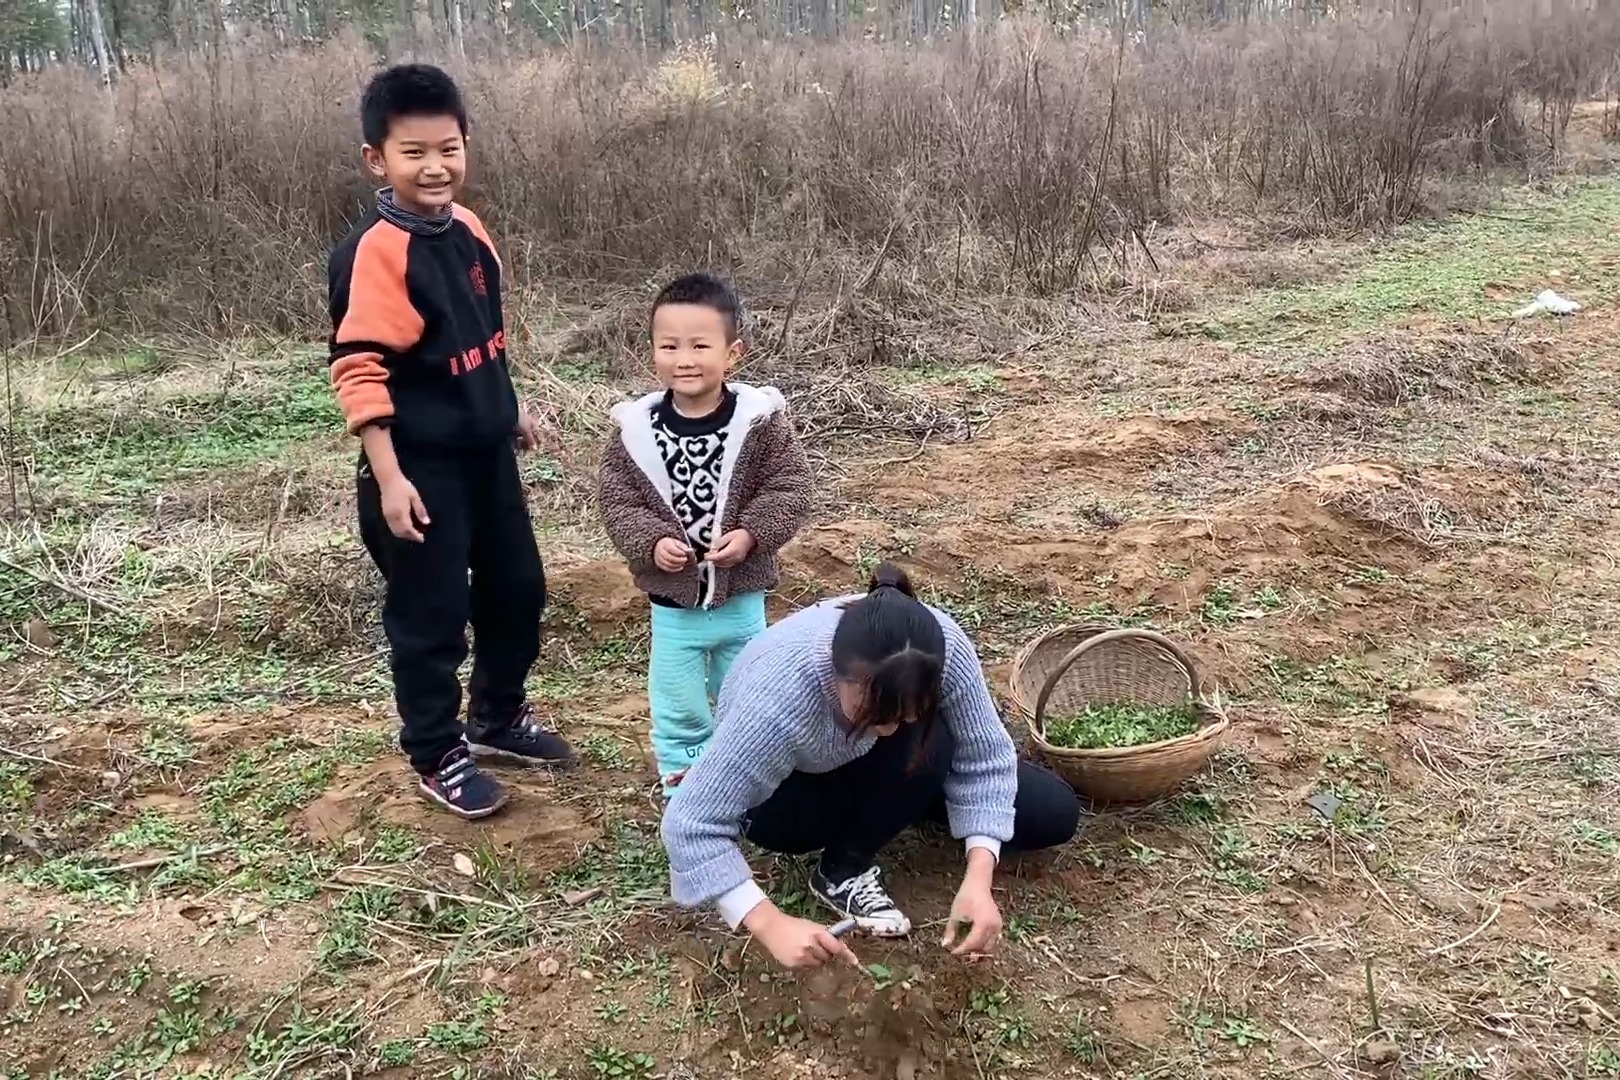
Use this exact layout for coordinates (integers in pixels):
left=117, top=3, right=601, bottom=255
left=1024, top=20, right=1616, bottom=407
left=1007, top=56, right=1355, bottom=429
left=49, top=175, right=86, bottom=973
left=810, top=882, right=913, bottom=937
left=465, top=742, right=576, bottom=768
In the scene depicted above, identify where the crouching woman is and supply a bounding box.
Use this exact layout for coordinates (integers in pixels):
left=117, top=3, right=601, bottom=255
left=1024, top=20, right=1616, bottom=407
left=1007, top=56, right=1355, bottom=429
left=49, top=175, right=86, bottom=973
left=659, top=563, right=1082, bottom=969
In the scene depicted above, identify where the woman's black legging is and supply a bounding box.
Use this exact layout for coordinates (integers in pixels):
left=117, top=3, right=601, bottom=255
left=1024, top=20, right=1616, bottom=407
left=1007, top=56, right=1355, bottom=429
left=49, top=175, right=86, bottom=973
left=741, top=719, right=1081, bottom=881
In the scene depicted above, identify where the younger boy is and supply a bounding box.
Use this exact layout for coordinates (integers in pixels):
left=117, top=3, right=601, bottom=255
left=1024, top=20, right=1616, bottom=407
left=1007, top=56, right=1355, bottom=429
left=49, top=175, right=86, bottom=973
left=599, top=274, right=812, bottom=793
left=328, top=63, right=573, bottom=820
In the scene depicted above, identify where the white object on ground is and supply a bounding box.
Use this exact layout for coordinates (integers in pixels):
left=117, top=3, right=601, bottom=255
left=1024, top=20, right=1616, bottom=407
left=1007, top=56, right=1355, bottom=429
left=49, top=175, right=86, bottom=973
left=1512, top=289, right=1582, bottom=318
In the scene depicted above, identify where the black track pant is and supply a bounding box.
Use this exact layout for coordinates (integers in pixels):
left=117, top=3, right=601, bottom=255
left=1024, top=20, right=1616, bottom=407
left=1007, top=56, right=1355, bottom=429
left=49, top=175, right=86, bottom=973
left=358, top=440, right=544, bottom=774
left=742, top=719, right=1080, bottom=880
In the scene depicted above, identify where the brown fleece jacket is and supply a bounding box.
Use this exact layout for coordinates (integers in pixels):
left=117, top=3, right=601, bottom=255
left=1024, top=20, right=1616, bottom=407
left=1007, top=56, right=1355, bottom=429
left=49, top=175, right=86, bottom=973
left=599, top=383, right=812, bottom=610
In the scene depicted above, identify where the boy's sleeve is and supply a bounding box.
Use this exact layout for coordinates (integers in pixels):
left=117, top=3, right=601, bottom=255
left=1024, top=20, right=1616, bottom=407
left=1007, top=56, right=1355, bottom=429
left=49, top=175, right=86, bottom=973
left=735, top=411, right=813, bottom=554
left=599, top=436, right=676, bottom=569
left=328, top=223, right=424, bottom=435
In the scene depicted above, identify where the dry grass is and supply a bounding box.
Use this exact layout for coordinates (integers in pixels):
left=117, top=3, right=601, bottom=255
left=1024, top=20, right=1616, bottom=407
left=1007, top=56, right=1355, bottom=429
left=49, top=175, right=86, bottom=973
left=2, top=1, right=1619, bottom=346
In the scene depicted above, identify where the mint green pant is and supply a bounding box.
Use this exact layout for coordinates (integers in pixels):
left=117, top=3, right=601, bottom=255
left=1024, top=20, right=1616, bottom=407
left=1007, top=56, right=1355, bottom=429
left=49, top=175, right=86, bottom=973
left=648, top=591, right=767, bottom=787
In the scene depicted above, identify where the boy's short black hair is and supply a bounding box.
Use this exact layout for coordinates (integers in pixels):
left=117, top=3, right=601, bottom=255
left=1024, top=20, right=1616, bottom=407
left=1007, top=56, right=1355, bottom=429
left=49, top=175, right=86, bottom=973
left=361, top=64, right=468, bottom=147
left=651, top=272, right=743, bottom=342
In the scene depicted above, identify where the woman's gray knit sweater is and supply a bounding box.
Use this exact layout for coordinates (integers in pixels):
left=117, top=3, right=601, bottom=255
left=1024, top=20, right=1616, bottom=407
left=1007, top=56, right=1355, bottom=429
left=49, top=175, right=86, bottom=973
left=658, top=595, right=1019, bottom=928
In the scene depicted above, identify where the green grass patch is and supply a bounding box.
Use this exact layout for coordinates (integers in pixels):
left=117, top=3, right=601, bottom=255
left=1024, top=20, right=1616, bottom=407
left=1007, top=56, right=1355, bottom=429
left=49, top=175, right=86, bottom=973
left=1196, top=178, right=1620, bottom=346
left=13, top=352, right=335, bottom=507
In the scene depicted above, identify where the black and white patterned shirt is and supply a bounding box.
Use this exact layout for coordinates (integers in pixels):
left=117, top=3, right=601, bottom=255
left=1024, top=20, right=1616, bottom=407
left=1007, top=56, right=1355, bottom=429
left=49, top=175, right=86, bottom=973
left=651, top=388, right=737, bottom=607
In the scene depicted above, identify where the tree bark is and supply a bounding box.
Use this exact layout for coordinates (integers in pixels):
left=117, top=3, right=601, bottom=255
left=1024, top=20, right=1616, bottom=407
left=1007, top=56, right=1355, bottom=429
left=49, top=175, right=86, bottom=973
left=84, top=0, right=113, bottom=87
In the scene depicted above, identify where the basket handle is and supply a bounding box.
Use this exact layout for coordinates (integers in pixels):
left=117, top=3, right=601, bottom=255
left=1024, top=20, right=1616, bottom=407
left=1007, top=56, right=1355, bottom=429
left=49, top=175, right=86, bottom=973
left=1031, top=627, right=1205, bottom=739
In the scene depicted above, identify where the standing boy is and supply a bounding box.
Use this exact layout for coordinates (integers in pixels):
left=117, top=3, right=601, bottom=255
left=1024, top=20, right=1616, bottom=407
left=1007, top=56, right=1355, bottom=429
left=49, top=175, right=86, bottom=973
left=599, top=274, right=813, bottom=794
left=328, top=63, right=573, bottom=820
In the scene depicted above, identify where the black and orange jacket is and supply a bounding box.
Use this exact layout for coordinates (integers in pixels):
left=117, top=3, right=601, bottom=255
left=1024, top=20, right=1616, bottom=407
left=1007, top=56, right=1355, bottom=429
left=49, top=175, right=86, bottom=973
left=326, top=203, right=518, bottom=448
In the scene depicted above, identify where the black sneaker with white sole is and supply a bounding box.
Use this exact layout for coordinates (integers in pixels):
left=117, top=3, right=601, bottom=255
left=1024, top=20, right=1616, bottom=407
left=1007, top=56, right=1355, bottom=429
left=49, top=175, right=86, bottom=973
left=466, top=703, right=576, bottom=767
left=418, top=746, right=509, bottom=819
left=810, top=863, right=912, bottom=937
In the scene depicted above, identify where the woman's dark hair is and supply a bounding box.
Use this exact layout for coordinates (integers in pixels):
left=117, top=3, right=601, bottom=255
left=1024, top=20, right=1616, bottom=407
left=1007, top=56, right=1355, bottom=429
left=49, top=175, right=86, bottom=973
left=831, top=562, right=948, bottom=737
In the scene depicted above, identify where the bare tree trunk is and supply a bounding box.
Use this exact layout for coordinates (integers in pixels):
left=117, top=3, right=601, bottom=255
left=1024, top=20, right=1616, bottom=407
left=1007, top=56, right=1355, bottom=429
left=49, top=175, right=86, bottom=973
left=412, top=0, right=434, bottom=44
left=85, top=0, right=114, bottom=86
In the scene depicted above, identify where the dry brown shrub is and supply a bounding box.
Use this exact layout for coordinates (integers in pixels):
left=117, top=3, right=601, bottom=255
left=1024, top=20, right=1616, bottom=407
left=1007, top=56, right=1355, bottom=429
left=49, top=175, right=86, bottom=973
left=1, top=1, right=1618, bottom=345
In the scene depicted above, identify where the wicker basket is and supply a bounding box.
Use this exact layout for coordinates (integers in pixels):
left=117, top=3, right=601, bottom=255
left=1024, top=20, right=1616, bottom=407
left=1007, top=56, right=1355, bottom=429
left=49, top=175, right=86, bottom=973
left=1007, top=624, right=1229, bottom=805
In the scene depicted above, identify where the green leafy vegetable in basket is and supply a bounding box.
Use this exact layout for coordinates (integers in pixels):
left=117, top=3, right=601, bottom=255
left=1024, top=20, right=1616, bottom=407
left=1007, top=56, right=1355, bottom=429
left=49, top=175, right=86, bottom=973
left=1044, top=701, right=1201, bottom=750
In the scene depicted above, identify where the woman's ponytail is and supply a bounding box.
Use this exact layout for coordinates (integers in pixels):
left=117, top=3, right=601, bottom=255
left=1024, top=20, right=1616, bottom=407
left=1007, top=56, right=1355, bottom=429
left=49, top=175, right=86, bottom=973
left=835, top=560, right=946, bottom=737
left=867, top=561, right=916, bottom=598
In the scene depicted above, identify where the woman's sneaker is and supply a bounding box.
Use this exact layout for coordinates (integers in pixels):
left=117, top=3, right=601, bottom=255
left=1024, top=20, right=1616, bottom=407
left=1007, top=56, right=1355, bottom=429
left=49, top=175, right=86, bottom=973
left=419, top=746, right=509, bottom=819
left=466, top=703, right=576, bottom=767
left=810, top=864, right=912, bottom=937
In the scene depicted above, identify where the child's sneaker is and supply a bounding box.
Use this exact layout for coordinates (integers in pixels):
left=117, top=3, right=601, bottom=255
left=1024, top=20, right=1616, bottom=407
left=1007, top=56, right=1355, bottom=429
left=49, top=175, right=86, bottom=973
left=810, top=863, right=912, bottom=937
left=466, top=703, right=576, bottom=767
left=419, top=746, right=508, bottom=820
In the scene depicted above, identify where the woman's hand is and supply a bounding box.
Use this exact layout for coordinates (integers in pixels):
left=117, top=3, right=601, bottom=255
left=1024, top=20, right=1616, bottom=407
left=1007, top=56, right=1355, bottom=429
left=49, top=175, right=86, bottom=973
left=942, top=858, right=1003, bottom=957
left=653, top=538, right=692, bottom=573
left=746, top=905, right=860, bottom=970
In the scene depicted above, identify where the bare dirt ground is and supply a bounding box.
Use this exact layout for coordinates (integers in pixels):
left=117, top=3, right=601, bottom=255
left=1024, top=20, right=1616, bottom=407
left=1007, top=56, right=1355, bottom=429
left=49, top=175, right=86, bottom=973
left=3, top=131, right=1620, bottom=1079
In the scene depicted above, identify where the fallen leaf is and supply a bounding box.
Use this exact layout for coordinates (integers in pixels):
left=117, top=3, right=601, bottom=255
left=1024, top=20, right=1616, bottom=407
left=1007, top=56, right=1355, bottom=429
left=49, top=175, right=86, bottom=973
left=1363, top=1039, right=1400, bottom=1065
left=24, top=617, right=57, bottom=649
left=561, top=887, right=602, bottom=906
left=452, top=852, right=476, bottom=877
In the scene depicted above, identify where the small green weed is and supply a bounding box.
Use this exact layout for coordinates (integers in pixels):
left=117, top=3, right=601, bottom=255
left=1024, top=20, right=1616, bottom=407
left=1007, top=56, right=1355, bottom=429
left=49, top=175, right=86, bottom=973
left=245, top=1003, right=363, bottom=1072
left=1002, top=913, right=1036, bottom=944
left=1572, top=752, right=1616, bottom=788
left=1207, top=826, right=1264, bottom=892
left=1215, top=1015, right=1270, bottom=1049
left=1227, top=927, right=1262, bottom=953
left=764, top=1011, right=800, bottom=1046
left=1587, top=1045, right=1620, bottom=1077
left=965, top=988, right=1032, bottom=1049
left=374, top=1039, right=416, bottom=1068
left=587, top=1045, right=656, bottom=1078
left=426, top=1017, right=490, bottom=1054
left=581, top=734, right=633, bottom=771
left=1129, top=840, right=1166, bottom=867
left=1572, top=821, right=1619, bottom=856
left=1252, top=584, right=1286, bottom=612
left=1347, top=565, right=1393, bottom=587
left=1200, top=581, right=1239, bottom=625
left=369, top=827, right=423, bottom=863
left=1168, top=789, right=1224, bottom=825
left=106, top=810, right=190, bottom=852
left=1065, top=1016, right=1104, bottom=1063
left=0, top=763, right=36, bottom=822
